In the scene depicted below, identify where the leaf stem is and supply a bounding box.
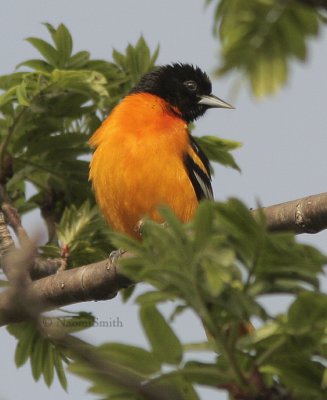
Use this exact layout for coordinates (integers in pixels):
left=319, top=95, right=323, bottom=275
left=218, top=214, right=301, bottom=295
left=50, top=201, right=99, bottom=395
left=218, top=331, right=249, bottom=388
left=14, top=157, right=64, bottom=179
left=255, top=336, right=286, bottom=366
left=197, top=300, right=249, bottom=388
left=0, top=107, right=28, bottom=174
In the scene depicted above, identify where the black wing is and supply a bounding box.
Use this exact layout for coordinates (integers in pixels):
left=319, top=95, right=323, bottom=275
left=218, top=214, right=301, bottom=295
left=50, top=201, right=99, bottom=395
left=183, top=135, right=213, bottom=201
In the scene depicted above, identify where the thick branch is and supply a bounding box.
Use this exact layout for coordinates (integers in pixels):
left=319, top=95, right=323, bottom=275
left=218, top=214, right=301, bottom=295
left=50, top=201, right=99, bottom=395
left=0, top=255, right=132, bottom=326
left=253, top=192, right=327, bottom=234
left=0, top=192, right=327, bottom=326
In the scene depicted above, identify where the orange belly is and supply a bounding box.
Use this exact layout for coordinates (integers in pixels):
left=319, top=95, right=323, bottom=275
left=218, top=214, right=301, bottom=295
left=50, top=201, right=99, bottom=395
left=89, top=94, right=198, bottom=238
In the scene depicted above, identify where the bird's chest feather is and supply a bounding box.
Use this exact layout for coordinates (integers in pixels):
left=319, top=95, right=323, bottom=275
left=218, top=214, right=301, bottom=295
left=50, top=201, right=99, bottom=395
left=89, top=94, right=198, bottom=235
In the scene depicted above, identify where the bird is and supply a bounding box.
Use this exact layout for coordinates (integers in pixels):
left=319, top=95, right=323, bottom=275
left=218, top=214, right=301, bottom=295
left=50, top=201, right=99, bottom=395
left=89, top=63, right=233, bottom=238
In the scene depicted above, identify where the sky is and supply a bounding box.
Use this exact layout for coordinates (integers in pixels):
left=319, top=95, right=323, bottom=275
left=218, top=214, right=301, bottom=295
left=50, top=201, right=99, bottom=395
left=1, top=1, right=327, bottom=399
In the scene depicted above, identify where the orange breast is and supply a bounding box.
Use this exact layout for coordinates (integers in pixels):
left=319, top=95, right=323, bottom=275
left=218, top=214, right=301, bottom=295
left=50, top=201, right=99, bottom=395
left=89, top=93, right=198, bottom=238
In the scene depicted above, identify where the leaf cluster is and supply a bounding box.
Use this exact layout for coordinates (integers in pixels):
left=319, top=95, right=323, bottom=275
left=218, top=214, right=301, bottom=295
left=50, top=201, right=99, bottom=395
left=88, top=199, right=326, bottom=399
left=52, top=200, right=327, bottom=399
left=0, top=23, right=160, bottom=265
left=0, top=24, right=158, bottom=230
left=41, top=202, right=114, bottom=266
left=6, top=311, right=95, bottom=390
left=68, top=305, right=197, bottom=400
left=6, top=207, right=325, bottom=397
left=208, top=0, right=326, bottom=97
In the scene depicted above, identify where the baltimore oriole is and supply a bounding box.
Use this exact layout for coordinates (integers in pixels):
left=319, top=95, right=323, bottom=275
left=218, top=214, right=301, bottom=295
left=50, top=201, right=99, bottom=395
left=89, top=63, right=233, bottom=238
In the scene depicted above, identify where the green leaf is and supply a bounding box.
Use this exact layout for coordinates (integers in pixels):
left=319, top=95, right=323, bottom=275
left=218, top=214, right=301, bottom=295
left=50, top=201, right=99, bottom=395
left=195, top=135, right=241, bottom=171
left=261, top=356, right=326, bottom=398
left=53, top=350, right=68, bottom=391
left=43, top=22, right=56, bottom=36
left=43, top=345, right=55, bottom=386
left=109, top=36, right=159, bottom=100
left=7, top=322, right=68, bottom=390
left=0, top=72, right=25, bottom=90
left=183, top=341, right=215, bottom=352
left=99, top=343, right=161, bottom=375
left=322, top=368, right=327, bottom=390
left=136, top=291, right=176, bottom=305
left=178, top=361, right=231, bottom=386
left=203, top=248, right=235, bottom=296
left=13, top=324, right=36, bottom=367
left=67, top=51, right=90, bottom=69
left=193, top=199, right=215, bottom=249
left=53, top=24, right=73, bottom=66
left=54, top=202, right=113, bottom=266
left=278, top=13, right=306, bottom=60
left=26, top=37, right=59, bottom=66
left=16, top=59, right=53, bottom=73
left=287, top=292, right=327, bottom=334
left=0, top=86, right=19, bottom=108
left=16, top=84, right=30, bottom=106
left=120, top=286, right=135, bottom=302
left=150, top=44, right=160, bottom=65
left=140, top=305, right=183, bottom=365
left=51, top=69, right=108, bottom=98
left=144, top=374, right=200, bottom=400
left=31, top=337, right=47, bottom=381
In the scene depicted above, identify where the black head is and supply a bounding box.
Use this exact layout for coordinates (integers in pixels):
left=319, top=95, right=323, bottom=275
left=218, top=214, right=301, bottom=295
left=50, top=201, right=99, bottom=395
left=129, top=63, right=233, bottom=122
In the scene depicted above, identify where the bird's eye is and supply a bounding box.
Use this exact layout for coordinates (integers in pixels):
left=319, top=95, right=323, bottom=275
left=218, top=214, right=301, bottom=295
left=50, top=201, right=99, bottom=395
left=184, top=80, right=197, bottom=91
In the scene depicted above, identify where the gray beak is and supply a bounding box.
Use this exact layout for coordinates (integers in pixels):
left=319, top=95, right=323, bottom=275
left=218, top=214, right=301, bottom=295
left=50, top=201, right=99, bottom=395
left=198, top=94, right=234, bottom=109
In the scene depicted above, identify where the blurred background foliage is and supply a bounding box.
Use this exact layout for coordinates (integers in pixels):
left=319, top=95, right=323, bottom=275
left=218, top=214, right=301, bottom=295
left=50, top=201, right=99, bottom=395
left=208, top=0, right=327, bottom=97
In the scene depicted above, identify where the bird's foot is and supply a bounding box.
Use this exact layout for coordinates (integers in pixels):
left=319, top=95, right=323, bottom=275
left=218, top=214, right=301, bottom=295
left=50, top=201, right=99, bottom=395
left=108, top=248, right=126, bottom=267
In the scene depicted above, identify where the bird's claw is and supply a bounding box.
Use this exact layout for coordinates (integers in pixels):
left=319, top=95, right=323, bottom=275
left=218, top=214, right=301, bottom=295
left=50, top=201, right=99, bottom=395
left=108, top=248, right=126, bottom=267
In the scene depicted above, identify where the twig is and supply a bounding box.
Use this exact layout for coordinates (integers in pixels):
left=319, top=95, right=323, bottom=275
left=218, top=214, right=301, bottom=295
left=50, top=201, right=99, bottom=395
left=0, top=185, right=66, bottom=279
left=0, top=211, right=15, bottom=281
left=0, top=184, right=31, bottom=246
left=30, top=257, right=68, bottom=279
left=0, top=211, right=15, bottom=256
left=0, top=107, right=27, bottom=172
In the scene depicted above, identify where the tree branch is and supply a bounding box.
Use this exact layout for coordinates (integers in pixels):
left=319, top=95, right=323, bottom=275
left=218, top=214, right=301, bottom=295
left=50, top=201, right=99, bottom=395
left=0, top=254, right=133, bottom=326
left=0, top=211, right=15, bottom=280
left=0, top=211, right=15, bottom=256
left=30, top=257, right=68, bottom=279
left=253, top=192, right=327, bottom=234
left=0, top=183, right=67, bottom=279
left=0, top=184, right=31, bottom=246
left=0, top=191, right=326, bottom=327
